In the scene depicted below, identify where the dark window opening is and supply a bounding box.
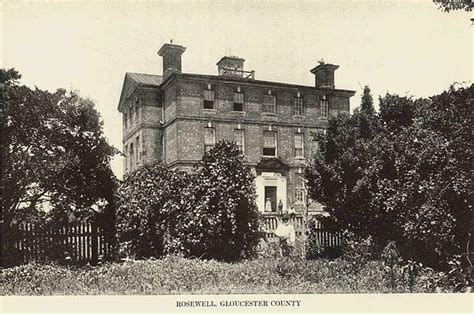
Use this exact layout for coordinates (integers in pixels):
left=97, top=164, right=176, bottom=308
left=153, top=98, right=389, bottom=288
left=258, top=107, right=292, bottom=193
left=263, top=131, right=277, bottom=157
left=233, top=92, right=244, bottom=111
left=233, top=102, right=243, bottom=111
left=263, top=147, right=276, bottom=156
left=204, top=89, right=215, bottom=110
left=204, top=100, right=214, bottom=109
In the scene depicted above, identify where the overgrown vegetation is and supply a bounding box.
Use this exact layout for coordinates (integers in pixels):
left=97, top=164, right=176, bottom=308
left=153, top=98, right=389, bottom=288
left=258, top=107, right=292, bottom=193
left=2, top=69, right=117, bottom=227
left=306, top=84, right=472, bottom=270
left=1, top=68, right=118, bottom=267
left=2, top=254, right=466, bottom=295
left=116, top=141, right=261, bottom=261
left=433, top=0, right=472, bottom=12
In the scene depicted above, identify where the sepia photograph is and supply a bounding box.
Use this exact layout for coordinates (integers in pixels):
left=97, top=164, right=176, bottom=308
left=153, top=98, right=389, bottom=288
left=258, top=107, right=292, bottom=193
left=1, top=0, right=472, bottom=313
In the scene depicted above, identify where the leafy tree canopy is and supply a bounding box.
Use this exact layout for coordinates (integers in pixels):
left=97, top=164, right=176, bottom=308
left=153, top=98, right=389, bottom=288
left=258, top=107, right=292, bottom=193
left=360, top=85, right=375, bottom=116
left=116, top=141, right=261, bottom=261
left=2, top=68, right=118, bottom=227
left=306, top=84, right=472, bottom=269
left=116, top=162, right=191, bottom=258
left=175, top=141, right=261, bottom=261
left=433, top=0, right=472, bottom=12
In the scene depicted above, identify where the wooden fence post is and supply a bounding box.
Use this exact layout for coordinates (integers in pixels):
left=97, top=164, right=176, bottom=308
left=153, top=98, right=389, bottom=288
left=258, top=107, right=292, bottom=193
left=91, top=221, right=98, bottom=265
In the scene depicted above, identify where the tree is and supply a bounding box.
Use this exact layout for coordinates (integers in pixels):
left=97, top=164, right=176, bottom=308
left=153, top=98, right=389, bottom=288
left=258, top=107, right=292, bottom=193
left=116, top=162, right=191, bottom=258
left=116, top=141, right=261, bottom=261
left=168, top=141, right=261, bottom=261
left=306, top=84, right=472, bottom=269
left=360, top=85, right=375, bottom=116
left=433, top=0, right=472, bottom=12
left=2, top=68, right=117, bottom=229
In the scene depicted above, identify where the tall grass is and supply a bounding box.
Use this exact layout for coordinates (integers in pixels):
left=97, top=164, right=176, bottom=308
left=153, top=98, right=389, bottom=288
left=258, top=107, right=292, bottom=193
left=0, top=256, right=446, bottom=295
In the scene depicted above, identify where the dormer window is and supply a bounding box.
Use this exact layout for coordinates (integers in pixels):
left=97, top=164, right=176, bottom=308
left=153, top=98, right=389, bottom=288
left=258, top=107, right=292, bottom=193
left=204, top=85, right=214, bottom=109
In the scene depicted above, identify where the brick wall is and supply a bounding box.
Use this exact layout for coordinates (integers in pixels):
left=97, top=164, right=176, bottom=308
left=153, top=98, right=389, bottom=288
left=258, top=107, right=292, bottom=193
left=160, top=76, right=352, bottom=168
left=171, top=119, right=318, bottom=166
left=164, top=121, right=178, bottom=164
left=157, top=76, right=354, bottom=211
left=177, top=119, right=204, bottom=161
left=174, top=77, right=349, bottom=125
left=141, top=128, right=163, bottom=163
left=163, top=84, right=177, bottom=123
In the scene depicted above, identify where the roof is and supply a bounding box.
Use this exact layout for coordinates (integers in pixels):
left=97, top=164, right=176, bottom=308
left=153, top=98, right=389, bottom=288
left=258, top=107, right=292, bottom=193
left=117, top=72, right=162, bottom=112
left=126, top=72, right=163, bottom=86
left=216, top=55, right=245, bottom=65
left=163, top=72, right=356, bottom=96
left=310, top=63, right=340, bottom=74
left=256, top=157, right=290, bottom=174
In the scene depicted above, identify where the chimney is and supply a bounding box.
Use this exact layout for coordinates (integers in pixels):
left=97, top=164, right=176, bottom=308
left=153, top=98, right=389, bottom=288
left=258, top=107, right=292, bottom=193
left=158, top=42, right=186, bottom=81
left=217, top=56, right=245, bottom=77
left=310, top=60, right=339, bottom=89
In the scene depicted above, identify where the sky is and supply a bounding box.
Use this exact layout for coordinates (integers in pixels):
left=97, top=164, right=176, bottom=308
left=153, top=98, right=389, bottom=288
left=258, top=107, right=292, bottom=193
left=2, top=0, right=472, bottom=179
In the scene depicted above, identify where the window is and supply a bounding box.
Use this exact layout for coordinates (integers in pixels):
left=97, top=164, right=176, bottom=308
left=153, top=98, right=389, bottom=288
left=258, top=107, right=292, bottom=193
left=233, top=92, right=244, bottom=111
left=320, top=96, right=329, bottom=118
left=136, top=136, right=140, bottom=164
left=234, top=129, right=245, bottom=153
left=262, top=95, right=276, bottom=113
left=123, top=113, right=127, bottom=129
left=294, top=95, right=304, bottom=116
left=204, top=89, right=215, bottom=109
left=129, top=143, right=134, bottom=170
left=135, top=103, right=139, bottom=121
left=295, top=175, right=305, bottom=204
left=295, top=133, right=304, bottom=158
left=124, top=144, right=128, bottom=171
left=263, top=131, right=277, bottom=156
left=204, top=127, right=215, bottom=152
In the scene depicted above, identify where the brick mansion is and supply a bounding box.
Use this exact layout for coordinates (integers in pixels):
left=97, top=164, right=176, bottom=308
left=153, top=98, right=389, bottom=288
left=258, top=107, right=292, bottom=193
left=118, top=42, right=355, bottom=214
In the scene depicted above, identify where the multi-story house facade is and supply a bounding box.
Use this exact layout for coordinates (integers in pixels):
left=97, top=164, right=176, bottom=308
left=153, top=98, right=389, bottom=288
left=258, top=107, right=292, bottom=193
left=118, top=42, right=355, bottom=214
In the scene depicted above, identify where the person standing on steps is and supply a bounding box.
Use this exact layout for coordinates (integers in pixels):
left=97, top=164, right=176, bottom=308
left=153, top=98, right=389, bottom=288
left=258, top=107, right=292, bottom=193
left=278, top=199, right=284, bottom=215
left=272, top=214, right=296, bottom=257
left=265, top=197, right=272, bottom=212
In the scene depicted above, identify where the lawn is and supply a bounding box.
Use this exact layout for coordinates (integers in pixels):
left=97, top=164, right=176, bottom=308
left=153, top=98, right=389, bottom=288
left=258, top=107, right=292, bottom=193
left=0, top=256, right=442, bottom=295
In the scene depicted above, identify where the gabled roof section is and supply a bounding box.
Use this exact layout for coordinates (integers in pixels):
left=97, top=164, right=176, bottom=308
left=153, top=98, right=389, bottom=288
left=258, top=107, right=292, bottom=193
left=117, top=72, right=162, bottom=112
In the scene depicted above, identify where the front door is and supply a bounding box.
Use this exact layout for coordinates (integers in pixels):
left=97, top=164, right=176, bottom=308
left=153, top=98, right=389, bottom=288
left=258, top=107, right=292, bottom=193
left=264, top=186, right=277, bottom=212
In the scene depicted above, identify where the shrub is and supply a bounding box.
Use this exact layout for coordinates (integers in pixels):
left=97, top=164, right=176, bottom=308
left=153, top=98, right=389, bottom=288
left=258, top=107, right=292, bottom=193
left=116, top=142, right=262, bottom=261
left=342, top=231, right=374, bottom=266
left=2, top=256, right=469, bottom=295
left=306, top=85, right=472, bottom=269
left=167, top=141, right=262, bottom=261
left=116, top=162, right=192, bottom=259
